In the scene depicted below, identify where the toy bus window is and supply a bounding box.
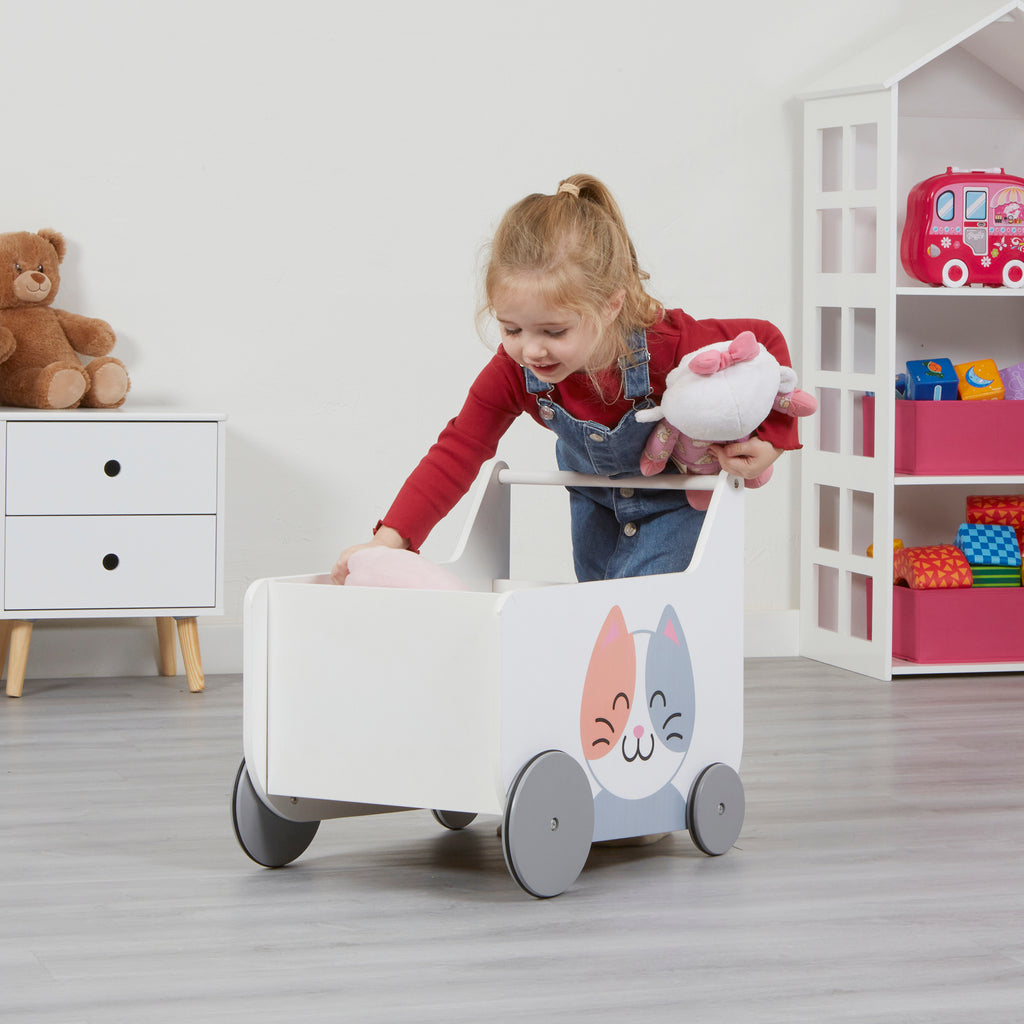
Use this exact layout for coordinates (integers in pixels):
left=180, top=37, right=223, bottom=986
left=965, top=189, right=987, bottom=221
left=936, top=190, right=955, bottom=221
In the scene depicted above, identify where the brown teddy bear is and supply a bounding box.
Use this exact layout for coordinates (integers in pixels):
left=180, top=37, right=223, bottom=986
left=0, top=229, right=129, bottom=409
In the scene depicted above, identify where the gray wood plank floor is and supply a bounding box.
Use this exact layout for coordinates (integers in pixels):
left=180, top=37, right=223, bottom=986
left=2, top=659, right=1022, bottom=1023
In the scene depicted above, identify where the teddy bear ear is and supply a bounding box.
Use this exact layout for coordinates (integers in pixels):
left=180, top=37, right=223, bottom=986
left=36, top=228, right=66, bottom=263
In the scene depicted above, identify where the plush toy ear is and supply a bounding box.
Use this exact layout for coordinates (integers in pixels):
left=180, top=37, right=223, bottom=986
left=36, top=228, right=66, bottom=263
left=778, top=366, right=798, bottom=393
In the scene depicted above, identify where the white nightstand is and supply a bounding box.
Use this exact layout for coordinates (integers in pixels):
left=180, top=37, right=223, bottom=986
left=0, top=409, right=226, bottom=697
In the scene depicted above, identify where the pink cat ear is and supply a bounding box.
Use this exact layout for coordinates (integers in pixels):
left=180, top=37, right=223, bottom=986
left=597, top=605, right=628, bottom=648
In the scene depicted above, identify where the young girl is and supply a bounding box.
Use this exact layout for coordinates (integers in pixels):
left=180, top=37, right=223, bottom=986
left=332, top=174, right=800, bottom=585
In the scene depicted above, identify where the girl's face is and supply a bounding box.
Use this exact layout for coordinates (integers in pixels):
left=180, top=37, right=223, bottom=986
left=494, top=278, right=619, bottom=384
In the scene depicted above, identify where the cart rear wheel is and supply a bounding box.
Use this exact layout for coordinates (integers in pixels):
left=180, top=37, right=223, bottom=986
left=502, top=750, right=594, bottom=898
left=688, top=763, right=744, bottom=856
left=431, top=809, right=477, bottom=830
left=1003, top=259, right=1024, bottom=288
left=231, top=758, right=320, bottom=867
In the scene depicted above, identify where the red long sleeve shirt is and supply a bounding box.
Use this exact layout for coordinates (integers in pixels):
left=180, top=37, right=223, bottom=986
left=381, top=309, right=801, bottom=550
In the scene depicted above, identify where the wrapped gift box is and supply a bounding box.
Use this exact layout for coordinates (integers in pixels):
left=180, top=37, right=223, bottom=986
left=970, top=565, right=1022, bottom=587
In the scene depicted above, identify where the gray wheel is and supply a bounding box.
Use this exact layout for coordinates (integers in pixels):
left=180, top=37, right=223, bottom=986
left=231, top=759, right=320, bottom=868
left=688, top=763, right=744, bottom=856
left=502, top=750, right=594, bottom=898
left=431, top=809, right=477, bottom=830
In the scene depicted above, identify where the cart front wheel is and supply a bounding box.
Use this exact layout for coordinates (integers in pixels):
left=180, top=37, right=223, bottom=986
left=502, top=750, right=594, bottom=898
left=688, top=763, right=744, bottom=856
left=431, top=809, right=477, bottom=830
left=231, top=758, right=320, bottom=867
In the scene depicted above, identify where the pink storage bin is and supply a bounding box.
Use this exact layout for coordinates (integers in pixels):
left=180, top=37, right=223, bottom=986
left=890, top=585, right=1024, bottom=663
left=862, top=395, right=1024, bottom=474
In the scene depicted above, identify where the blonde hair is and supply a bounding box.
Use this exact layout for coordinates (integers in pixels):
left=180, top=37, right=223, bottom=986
left=481, top=174, right=663, bottom=374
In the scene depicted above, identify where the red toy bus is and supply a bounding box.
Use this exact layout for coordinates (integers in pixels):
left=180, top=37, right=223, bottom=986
left=900, top=167, right=1024, bottom=288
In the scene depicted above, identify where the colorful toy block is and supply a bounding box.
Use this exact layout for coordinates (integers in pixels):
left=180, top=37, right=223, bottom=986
left=906, top=358, right=958, bottom=400
left=970, top=565, right=1022, bottom=587
left=966, top=495, right=1024, bottom=551
left=954, top=358, right=1005, bottom=400
left=893, top=544, right=973, bottom=590
left=1002, top=360, right=1024, bottom=400
left=954, top=522, right=1021, bottom=566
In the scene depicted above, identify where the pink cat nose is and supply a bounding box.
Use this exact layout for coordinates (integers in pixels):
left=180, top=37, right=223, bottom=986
left=633, top=725, right=645, bottom=738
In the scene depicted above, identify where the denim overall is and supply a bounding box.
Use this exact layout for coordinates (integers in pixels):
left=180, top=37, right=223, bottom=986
left=524, top=331, right=706, bottom=582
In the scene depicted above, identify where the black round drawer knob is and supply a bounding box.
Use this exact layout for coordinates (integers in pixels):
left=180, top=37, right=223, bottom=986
left=104, top=460, right=121, bottom=477
left=102, top=553, right=120, bottom=571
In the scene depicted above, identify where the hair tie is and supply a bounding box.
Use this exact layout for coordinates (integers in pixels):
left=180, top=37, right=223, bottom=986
left=557, top=181, right=580, bottom=197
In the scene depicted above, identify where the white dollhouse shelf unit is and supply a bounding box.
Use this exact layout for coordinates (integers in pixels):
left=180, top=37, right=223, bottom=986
left=799, top=1, right=1024, bottom=680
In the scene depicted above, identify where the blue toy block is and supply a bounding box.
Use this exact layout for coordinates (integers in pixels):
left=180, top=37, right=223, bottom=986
left=954, top=522, right=1022, bottom=567
left=906, top=358, right=958, bottom=400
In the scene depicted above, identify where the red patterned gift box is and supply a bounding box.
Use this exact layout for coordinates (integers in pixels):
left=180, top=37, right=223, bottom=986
left=966, top=495, right=1024, bottom=552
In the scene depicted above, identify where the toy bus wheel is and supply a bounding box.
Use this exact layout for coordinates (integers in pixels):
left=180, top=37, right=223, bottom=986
left=231, top=758, right=320, bottom=868
left=941, top=259, right=969, bottom=287
left=431, top=809, right=477, bottom=830
left=687, top=763, right=745, bottom=856
left=502, top=750, right=594, bottom=899
left=1003, top=260, right=1024, bottom=288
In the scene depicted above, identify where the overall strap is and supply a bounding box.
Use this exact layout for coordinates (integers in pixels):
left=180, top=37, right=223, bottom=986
left=619, top=329, right=653, bottom=405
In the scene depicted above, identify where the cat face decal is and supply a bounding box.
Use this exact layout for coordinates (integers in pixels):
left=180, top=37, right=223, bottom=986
left=580, top=605, right=695, bottom=801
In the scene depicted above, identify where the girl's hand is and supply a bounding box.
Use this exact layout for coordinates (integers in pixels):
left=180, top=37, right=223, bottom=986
left=330, top=526, right=409, bottom=585
left=707, top=437, right=782, bottom=480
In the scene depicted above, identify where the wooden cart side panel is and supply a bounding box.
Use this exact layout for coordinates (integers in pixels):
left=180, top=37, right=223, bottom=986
left=263, top=579, right=506, bottom=815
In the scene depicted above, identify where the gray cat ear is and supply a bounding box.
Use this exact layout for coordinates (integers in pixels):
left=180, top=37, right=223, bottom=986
left=656, top=605, right=684, bottom=647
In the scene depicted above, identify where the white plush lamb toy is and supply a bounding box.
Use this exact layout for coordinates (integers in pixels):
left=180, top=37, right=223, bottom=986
left=636, top=331, right=816, bottom=510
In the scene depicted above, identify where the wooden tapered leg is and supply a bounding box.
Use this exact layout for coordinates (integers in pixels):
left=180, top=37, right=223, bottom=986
left=175, top=617, right=205, bottom=693
left=6, top=621, right=33, bottom=698
left=156, top=617, right=178, bottom=676
left=0, top=620, right=12, bottom=681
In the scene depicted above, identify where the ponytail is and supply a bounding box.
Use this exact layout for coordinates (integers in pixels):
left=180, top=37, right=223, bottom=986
left=482, top=174, right=663, bottom=373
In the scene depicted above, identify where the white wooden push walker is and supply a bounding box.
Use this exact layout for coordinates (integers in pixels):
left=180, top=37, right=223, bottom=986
left=233, top=463, right=746, bottom=898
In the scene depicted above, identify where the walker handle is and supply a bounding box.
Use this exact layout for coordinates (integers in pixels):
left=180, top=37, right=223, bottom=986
left=496, top=469, right=723, bottom=490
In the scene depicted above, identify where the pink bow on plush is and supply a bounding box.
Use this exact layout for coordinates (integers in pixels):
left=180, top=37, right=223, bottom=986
left=688, top=331, right=759, bottom=376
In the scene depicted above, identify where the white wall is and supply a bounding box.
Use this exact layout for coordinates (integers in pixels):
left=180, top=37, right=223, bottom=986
left=0, top=0, right=925, bottom=674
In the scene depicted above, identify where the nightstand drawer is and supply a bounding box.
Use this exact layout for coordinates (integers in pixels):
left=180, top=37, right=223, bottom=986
left=5, top=421, right=219, bottom=515
left=3, top=515, right=217, bottom=611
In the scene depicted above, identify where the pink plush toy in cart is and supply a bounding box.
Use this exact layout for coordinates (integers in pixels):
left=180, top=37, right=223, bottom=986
left=636, top=331, right=816, bottom=508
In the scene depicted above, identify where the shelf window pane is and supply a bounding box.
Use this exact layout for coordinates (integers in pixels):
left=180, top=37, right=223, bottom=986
left=818, top=387, right=841, bottom=453
left=851, top=390, right=872, bottom=458
left=852, top=307, right=876, bottom=374
left=851, top=489, right=874, bottom=556
left=818, top=484, right=840, bottom=551
left=816, top=564, right=839, bottom=633
left=853, top=123, right=877, bottom=191
left=820, top=126, right=843, bottom=192
left=853, top=207, right=877, bottom=273
left=849, top=572, right=870, bottom=640
left=819, top=306, right=841, bottom=371
left=820, top=209, right=843, bottom=274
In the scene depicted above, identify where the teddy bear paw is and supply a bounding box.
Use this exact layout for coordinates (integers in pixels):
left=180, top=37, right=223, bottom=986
left=46, top=367, right=90, bottom=409
left=83, top=359, right=130, bottom=408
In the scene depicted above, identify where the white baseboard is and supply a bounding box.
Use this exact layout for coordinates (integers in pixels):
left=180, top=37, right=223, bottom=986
left=13, top=607, right=799, bottom=681
left=744, top=609, right=799, bottom=658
